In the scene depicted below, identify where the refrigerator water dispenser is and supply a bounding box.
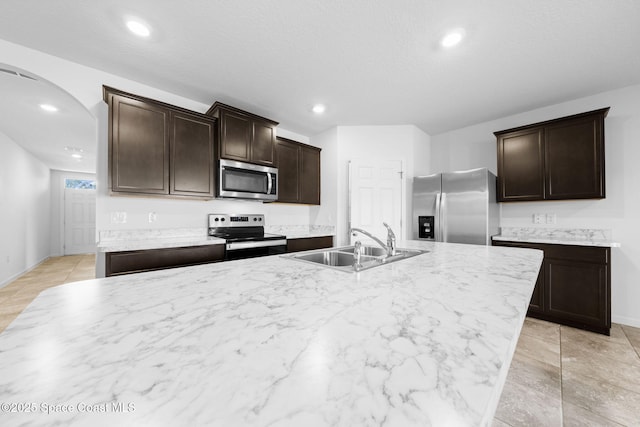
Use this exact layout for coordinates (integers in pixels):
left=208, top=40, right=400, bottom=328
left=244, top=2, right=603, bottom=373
left=418, top=216, right=434, bottom=239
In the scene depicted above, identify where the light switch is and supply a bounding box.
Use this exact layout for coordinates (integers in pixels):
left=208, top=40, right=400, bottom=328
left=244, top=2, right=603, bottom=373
left=148, top=212, right=157, bottom=223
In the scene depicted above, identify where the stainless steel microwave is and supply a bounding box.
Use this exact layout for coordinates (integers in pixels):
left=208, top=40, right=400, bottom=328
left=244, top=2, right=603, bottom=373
left=218, top=159, right=278, bottom=201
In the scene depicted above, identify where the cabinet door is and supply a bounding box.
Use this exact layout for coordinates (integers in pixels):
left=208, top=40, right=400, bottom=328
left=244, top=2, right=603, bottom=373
left=275, top=138, right=300, bottom=203
left=545, top=115, right=605, bottom=199
left=219, top=110, right=251, bottom=161
left=110, top=95, right=170, bottom=194
left=170, top=111, right=215, bottom=198
left=497, top=128, right=545, bottom=201
left=546, top=258, right=609, bottom=330
left=251, top=120, right=276, bottom=165
left=528, top=261, right=545, bottom=314
left=300, top=145, right=321, bottom=205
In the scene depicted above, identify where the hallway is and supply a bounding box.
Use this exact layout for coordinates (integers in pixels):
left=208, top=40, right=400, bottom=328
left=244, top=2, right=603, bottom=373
left=0, top=254, right=95, bottom=333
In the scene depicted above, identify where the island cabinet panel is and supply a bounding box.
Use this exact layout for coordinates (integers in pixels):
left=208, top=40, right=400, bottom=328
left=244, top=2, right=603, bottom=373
left=492, top=240, right=611, bottom=335
left=286, top=236, right=333, bottom=253
left=207, top=102, right=278, bottom=167
left=105, top=244, right=225, bottom=277
left=109, top=94, right=170, bottom=194
left=170, top=111, right=215, bottom=198
left=104, top=86, right=216, bottom=199
left=275, top=136, right=321, bottom=205
left=495, top=107, right=609, bottom=202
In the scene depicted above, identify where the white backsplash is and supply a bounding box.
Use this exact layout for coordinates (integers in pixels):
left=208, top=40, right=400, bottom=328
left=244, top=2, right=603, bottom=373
left=500, top=227, right=611, bottom=241
left=99, top=227, right=207, bottom=242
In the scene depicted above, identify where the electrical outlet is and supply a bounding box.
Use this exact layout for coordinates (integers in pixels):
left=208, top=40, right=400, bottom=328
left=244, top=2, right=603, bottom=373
left=110, top=212, right=127, bottom=224
left=148, top=212, right=157, bottom=223
left=532, top=213, right=543, bottom=224
left=546, top=213, right=557, bottom=224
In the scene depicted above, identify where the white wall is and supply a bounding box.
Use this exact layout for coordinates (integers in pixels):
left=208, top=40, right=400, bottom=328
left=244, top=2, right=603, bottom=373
left=430, top=84, right=640, bottom=328
left=0, top=131, right=51, bottom=287
left=311, top=125, right=430, bottom=246
left=49, top=170, right=97, bottom=256
left=0, top=40, right=316, bottom=238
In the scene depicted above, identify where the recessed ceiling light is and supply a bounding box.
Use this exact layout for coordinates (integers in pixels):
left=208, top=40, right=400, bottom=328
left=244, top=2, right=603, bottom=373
left=312, top=104, right=326, bottom=114
left=441, top=29, right=465, bottom=48
left=40, top=104, right=58, bottom=112
left=71, top=153, right=83, bottom=159
left=126, top=20, right=151, bottom=38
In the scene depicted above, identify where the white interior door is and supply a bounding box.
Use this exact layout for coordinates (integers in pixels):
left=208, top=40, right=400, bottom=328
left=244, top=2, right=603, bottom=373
left=64, top=188, right=96, bottom=255
left=349, top=159, right=403, bottom=246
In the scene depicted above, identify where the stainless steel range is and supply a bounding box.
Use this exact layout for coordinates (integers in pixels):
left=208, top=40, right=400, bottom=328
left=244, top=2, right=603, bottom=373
left=208, top=214, right=287, bottom=260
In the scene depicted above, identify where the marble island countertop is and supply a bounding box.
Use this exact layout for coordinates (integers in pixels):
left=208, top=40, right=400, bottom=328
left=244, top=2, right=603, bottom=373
left=0, top=241, right=542, bottom=427
left=492, top=227, right=620, bottom=248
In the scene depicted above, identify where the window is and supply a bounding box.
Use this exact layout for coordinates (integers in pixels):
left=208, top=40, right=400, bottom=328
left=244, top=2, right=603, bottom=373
left=65, top=178, right=96, bottom=190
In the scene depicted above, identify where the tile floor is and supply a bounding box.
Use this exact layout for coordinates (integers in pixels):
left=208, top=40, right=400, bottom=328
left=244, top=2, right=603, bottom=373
left=0, top=254, right=96, bottom=333
left=1, top=255, right=639, bottom=426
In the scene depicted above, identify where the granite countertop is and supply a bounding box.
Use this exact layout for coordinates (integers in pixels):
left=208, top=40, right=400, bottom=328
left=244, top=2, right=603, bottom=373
left=96, top=228, right=225, bottom=253
left=97, top=227, right=335, bottom=252
left=0, top=241, right=542, bottom=427
left=492, top=227, right=620, bottom=248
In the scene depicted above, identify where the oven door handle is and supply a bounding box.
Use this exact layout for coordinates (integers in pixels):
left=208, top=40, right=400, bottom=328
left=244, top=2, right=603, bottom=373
left=226, top=239, right=287, bottom=251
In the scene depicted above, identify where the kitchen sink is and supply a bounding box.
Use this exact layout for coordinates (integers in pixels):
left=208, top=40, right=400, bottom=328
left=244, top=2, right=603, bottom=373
left=284, top=245, right=427, bottom=272
left=293, top=251, right=378, bottom=267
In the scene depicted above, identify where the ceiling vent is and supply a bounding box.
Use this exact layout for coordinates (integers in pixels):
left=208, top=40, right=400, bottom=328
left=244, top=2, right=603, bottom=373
left=0, top=68, right=37, bottom=81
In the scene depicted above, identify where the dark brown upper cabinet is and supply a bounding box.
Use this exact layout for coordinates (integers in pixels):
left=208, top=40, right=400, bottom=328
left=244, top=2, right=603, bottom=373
left=275, top=137, right=321, bottom=205
left=206, top=102, right=278, bottom=167
left=495, top=107, right=609, bottom=202
left=104, top=86, right=216, bottom=199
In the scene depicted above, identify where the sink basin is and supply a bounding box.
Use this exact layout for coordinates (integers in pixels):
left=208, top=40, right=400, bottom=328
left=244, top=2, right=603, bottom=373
left=294, top=251, right=376, bottom=267
left=340, top=245, right=387, bottom=257
left=284, top=245, right=427, bottom=272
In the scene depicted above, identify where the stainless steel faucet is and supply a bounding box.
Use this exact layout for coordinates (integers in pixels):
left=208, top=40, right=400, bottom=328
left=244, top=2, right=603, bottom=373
left=353, top=240, right=363, bottom=271
left=383, top=222, right=397, bottom=256
left=350, top=223, right=397, bottom=257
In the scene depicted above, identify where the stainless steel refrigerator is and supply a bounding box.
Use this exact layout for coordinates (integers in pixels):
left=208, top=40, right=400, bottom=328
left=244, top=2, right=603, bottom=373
left=412, top=168, right=499, bottom=245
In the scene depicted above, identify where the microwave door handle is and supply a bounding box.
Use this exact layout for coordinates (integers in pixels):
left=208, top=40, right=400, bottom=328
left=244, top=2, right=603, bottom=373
left=267, top=172, right=273, bottom=195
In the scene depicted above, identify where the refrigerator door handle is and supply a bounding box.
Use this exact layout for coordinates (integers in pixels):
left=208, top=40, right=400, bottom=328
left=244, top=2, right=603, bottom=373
left=440, top=192, right=447, bottom=242
left=435, top=192, right=442, bottom=242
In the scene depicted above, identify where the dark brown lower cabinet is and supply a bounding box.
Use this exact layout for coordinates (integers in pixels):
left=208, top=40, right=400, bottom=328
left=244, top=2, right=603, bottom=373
left=286, top=236, right=333, bottom=253
left=492, top=240, right=611, bottom=335
left=106, top=244, right=224, bottom=277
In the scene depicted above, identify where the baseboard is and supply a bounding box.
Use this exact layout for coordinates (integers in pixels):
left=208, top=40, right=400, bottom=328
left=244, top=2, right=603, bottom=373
left=612, top=314, right=640, bottom=329
left=0, top=256, right=50, bottom=289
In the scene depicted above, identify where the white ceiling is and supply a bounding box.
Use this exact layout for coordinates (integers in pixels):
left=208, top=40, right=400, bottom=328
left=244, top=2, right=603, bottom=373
left=0, top=64, right=95, bottom=173
left=1, top=0, right=640, bottom=173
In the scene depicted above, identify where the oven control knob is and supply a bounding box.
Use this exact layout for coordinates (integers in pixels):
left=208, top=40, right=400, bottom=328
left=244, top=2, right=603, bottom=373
left=221, top=218, right=225, bottom=222
left=214, top=218, right=219, bottom=222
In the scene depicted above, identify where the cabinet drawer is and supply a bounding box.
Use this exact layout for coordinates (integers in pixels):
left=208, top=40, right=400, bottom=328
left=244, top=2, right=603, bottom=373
left=543, top=244, right=609, bottom=264
left=106, top=244, right=224, bottom=276
left=493, top=240, right=609, bottom=264
left=287, top=236, right=333, bottom=253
